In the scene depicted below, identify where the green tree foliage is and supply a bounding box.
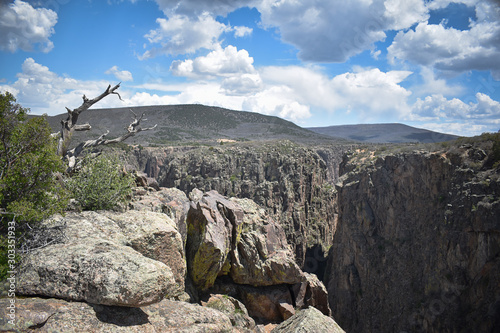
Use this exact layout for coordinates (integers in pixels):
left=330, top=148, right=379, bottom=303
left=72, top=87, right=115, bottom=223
left=0, top=92, right=68, bottom=220
left=66, top=153, right=134, bottom=211
left=1, top=91, right=68, bottom=280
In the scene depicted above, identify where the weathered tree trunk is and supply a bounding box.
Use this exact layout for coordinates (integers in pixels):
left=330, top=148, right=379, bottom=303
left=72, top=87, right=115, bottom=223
left=56, top=83, right=123, bottom=157
left=56, top=83, right=156, bottom=171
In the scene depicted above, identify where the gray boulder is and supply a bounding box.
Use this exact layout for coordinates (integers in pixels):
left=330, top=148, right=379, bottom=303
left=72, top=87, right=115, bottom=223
left=186, top=190, right=244, bottom=290
left=102, top=210, right=186, bottom=289
left=0, top=297, right=234, bottom=332
left=271, top=306, right=345, bottom=333
left=229, top=198, right=304, bottom=286
left=17, top=210, right=186, bottom=306
left=129, top=187, right=190, bottom=245
left=17, top=239, right=176, bottom=307
left=202, top=294, right=256, bottom=330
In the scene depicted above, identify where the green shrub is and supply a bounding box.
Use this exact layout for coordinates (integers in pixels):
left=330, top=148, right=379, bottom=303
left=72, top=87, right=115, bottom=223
left=1, top=91, right=68, bottom=280
left=0, top=92, right=68, bottom=221
left=67, top=154, right=134, bottom=211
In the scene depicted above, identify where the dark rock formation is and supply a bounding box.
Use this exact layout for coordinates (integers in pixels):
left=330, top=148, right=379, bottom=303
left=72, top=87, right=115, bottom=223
left=326, top=141, right=500, bottom=332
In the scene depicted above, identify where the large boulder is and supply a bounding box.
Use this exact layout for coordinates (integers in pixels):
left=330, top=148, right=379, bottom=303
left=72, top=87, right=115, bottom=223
left=0, top=297, right=234, bottom=332
left=229, top=198, right=303, bottom=286
left=129, top=187, right=190, bottom=245
left=186, top=190, right=244, bottom=290
left=17, top=210, right=186, bottom=306
left=186, top=190, right=303, bottom=291
left=101, top=210, right=186, bottom=289
left=202, top=294, right=256, bottom=330
left=271, top=306, right=345, bottom=333
left=293, top=272, right=331, bottom=316
left=17, top=239, right=176, bottom=307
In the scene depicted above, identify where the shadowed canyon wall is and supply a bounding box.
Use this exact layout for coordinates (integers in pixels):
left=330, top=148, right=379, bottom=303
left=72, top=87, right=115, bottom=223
left=326, top=143, right=500, bottom=332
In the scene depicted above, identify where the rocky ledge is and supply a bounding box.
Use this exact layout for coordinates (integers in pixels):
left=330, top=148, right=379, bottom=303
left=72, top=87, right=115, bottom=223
left=2, top=186, right=343, bottom=332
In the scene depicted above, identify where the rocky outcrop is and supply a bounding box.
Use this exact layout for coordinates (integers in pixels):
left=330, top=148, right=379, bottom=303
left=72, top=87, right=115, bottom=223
left=186, top=190, right=304, bottom=291
left=229, top=197, right=303, bottom=286
left=129, top=187, right=190, bottom=245
left=17, top=238, right=177, bottom=307
left=202, top=294, right=257, bottom=331
left=326, top=141, right=500, bottom=332
left=0, top=297, right=234, bottom=332
left=14, top=186, right=333, bottom=329
left=271, top=306, right=345, bottom=333
left=186, top=190, right=244, bottom=290
left=294, top=272, right=331, bottom=316
left=17, top=210, right=186, bottom=306
left=127, top=141, right=345, bottom=267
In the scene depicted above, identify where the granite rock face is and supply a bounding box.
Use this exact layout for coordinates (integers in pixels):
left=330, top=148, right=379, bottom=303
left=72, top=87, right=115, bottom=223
left=17, top=239, right=176, bottom=307
left=202, top=294, right=257, bottom=330
left=229, top=197, right=304, bottom=286
left=17, top=210, right=186, bottom=306
left=271, top=306, right=345, bottom=333
left=326, top=142, right=500, bottom=332
left=186, top=190, right=244, bottom=290
left=129, top=187, right=190, bottom=245
left=0, top=297, right=235, bottom=333
left=186, top=190, right=304, bottom=291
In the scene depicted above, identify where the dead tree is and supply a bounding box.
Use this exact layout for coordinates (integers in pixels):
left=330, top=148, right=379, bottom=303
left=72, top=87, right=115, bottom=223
left=55, top=83, right=157, bottom=170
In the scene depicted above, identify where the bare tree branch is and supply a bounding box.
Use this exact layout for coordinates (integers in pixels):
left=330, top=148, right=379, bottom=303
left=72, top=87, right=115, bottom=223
left=57, top=83, right=122, bottom=157
left=64, top=109, right=157, bottom=172
left=74, top=124, right=91, bottom=131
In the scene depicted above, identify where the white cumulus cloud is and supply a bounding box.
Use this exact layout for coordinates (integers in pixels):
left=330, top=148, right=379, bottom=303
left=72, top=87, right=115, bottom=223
left=410, top=93, right=500, bottom=123
left=105, top=66, right=133, bottom=82
left=233, top=26, right=253, bottom=38
left=242, top=86, right=312, bottom=123
left=0, top=58, right=126, bottom=115
left=170, top=45, right=256, bottom=78
left=0, top=0, right=58, bottom=53
left=388, top=0, right=500, bottom=75
left=259, top=66, right=413, bottom=121
left=140, top=13, right=229, bottom=58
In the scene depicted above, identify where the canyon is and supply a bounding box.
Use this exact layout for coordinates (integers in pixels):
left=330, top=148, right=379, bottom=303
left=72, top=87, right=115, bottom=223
left=124, top=134, right=500, bottom=332
left=2, top=127, right=499, bottom=332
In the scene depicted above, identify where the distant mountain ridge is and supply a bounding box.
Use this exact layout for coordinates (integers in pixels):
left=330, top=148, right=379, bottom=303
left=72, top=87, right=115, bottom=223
left=44, top=104, right=337, bottom=146
left=43, top=104, right=458, bottom=145
left=307, top=123, right=459, bottom=143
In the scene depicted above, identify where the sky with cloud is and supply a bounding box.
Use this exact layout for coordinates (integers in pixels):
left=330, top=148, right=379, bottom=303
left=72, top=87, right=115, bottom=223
left=1, top=0, right=499, bottom=136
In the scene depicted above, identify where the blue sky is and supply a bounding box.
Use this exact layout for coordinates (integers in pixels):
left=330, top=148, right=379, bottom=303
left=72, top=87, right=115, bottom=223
left=1, top=0, right=500, bottom=136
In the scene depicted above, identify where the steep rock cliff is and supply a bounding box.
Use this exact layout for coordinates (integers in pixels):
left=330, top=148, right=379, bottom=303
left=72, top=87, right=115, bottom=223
left=127, top=141, right=345, bottom=267
left=326, top=138, right=500, bottom=332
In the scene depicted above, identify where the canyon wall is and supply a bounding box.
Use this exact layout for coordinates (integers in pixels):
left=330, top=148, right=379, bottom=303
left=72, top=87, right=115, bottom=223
left=127, top=141, right=345, bottom=268
left=325, top=142, right=500, bottom=332
left=124, top=135, right=500, bottom=332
